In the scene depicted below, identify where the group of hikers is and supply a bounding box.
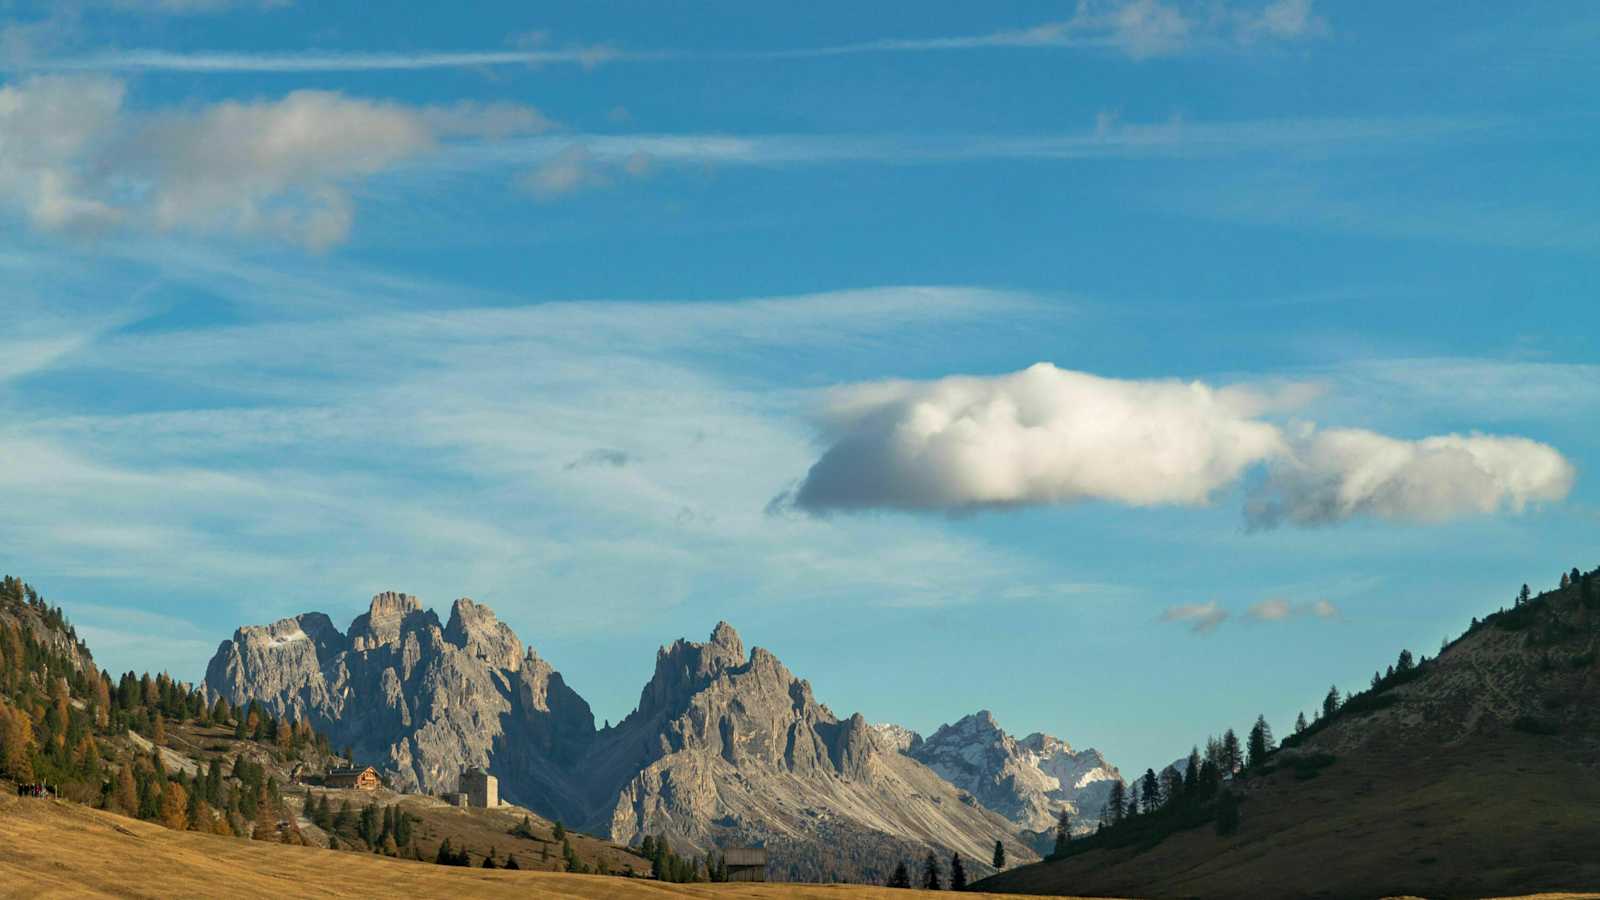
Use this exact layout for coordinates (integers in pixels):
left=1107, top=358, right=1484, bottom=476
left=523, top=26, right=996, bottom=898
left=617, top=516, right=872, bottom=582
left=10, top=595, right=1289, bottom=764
left=15, top=782, right=54, bottom=798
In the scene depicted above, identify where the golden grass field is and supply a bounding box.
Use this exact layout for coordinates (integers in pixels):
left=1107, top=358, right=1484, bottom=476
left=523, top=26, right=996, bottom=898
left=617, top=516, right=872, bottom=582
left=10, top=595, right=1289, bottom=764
left=0, top=792, right=1093, bottom=899
left=6, top=791, right=1599, bottom=899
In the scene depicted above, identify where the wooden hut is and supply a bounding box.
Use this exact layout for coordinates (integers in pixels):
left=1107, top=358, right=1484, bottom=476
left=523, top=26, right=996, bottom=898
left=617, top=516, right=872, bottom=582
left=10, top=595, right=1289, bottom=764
left=323, top=765, right=381, bottom=790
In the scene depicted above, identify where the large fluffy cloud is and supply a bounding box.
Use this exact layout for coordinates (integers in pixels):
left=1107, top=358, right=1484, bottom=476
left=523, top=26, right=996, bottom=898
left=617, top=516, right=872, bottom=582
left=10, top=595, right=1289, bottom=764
left=786, top=363, right=1574, bottom=526
left=0, top=77, right=550, bottom=248
left=789, top=363, right=1287, bottom=511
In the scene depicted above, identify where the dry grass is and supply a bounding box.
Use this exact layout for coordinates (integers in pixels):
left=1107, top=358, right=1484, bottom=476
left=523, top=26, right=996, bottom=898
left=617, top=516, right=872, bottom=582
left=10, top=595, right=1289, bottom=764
left=0, top=792, right=1093, bottom=899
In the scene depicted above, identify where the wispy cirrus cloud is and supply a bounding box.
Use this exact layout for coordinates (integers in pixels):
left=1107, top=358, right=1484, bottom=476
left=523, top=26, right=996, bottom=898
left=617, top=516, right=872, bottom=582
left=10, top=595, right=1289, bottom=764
left=29, top=46, right=631, bottom=73
left=19, top=0, right=1326, bottom=73
left=442, top=114, right=1500, bottom=177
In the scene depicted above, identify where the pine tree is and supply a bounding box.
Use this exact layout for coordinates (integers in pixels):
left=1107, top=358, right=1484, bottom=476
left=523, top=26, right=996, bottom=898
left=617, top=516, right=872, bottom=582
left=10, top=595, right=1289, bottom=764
left=1183, top=746, right=1201, bottom=796
left=1246, top=714, right=1274, bottom=768
left=1518, top=584, right=1531, bottom=606
left=483, top=847, right=498, bottom=869
left=552, top=820, right=566, bottom=840
left=992, top=838, right=1006, bottom=869
left=435, top=838, right=456, bottom=866
left=950, top=853, right=967, bottom=890
left=887, top=861, right=912, bottom=888
left=1321, top=685, right=1341, bottom=719
left=1294, top=711, right=1308, bottom=735
left=1140, top=768, right=1161, bottom=812
left=922, top=851, right=942, bottom=890
left=1396, top=648, right=1415, bottom=672
left=1052, top=808, right=1072, bottom=856
left=505, top=854, right=520, bottom=870
left=1221, top=728, right=1243, bottom=775
left=1105, top=781, right=1127, bottom=825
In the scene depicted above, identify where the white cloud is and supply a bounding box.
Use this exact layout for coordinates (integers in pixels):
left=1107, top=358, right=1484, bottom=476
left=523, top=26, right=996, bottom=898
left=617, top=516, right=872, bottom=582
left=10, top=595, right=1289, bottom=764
left=1159, top=601, right=1229, bottom=633
left=1243, top=597, right=1340, bottom=621
left=1247, top=428, right=1576, bottom=527
left=0, top=78, right=551, bottom=248
left=784, top=363, right=1575, bottom=526
left=516, top=142, right=651, bottom=199
left=1237, top=0, right=1329, bottom=42
left=1108, top=0, right=1193, bottom=59
left=788, top=362, right=1288, bottom=512
left=0, top=75, right=126, bottom=232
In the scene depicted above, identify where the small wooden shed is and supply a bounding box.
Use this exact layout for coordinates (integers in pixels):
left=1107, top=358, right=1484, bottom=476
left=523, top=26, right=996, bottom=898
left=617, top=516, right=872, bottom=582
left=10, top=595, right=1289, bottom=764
left=723, top=847, right=768, bottom=883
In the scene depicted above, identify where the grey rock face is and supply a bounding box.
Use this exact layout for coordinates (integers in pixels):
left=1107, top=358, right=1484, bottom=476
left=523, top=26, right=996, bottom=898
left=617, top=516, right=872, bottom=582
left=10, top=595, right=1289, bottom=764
left=204, top=593, right=596, bottom=822
left=585, top=624, right=1035, bottom=882
left=899, top=710, right=1122, bottom=834
left=206, top=605, right=1036, bottom=883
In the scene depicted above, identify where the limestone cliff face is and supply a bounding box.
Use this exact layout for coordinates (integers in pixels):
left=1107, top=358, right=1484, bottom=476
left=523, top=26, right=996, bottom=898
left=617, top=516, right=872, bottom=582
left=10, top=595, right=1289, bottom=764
left=207, top=604, right=1035, bottom=883
left=203, top=593, right=595, bottom=821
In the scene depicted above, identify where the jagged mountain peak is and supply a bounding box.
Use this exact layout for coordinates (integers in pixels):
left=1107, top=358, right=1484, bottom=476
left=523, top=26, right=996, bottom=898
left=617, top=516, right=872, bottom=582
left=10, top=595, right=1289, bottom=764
left=348, top=590, right=437, bottom=652
left=443, top=596, right=522, bottom=672
left=709, top=619, right=744, bottom=658
left=906, top=710, right=1121, bottom=834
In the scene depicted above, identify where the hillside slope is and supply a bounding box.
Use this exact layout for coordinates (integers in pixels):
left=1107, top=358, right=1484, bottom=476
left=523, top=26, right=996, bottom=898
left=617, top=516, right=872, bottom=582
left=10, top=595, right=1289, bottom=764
left=0, top=790, right=1081, bottom=899
left=976, top=567, right=1600, bottom=899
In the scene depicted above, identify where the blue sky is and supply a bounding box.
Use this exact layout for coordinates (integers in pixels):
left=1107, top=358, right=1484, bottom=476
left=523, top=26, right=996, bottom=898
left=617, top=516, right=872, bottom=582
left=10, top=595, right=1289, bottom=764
left=2, top=0, right=1597, bottom=775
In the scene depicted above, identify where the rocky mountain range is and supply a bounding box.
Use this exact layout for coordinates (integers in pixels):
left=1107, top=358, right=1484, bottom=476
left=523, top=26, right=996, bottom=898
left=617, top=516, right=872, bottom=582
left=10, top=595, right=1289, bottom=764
left=204, top=593, right=1054, bottom=881
left=875, top=711, right=1121, bottom=835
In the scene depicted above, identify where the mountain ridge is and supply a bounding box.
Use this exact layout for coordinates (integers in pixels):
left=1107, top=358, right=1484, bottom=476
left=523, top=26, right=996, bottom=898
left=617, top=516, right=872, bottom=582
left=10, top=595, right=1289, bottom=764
left=205, top=596, right=1041, bottom=881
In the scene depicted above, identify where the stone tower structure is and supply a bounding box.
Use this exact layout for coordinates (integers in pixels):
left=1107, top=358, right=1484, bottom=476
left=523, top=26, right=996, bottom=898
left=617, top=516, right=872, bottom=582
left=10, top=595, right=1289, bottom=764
left=461, top=766, right=498, bottom=808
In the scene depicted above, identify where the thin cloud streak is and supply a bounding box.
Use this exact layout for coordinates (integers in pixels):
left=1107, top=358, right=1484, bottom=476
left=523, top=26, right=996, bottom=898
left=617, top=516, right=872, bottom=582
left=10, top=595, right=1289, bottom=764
left=439, top=115, right=1502, bottom=175
left=25, top=47, right=655, bottom=73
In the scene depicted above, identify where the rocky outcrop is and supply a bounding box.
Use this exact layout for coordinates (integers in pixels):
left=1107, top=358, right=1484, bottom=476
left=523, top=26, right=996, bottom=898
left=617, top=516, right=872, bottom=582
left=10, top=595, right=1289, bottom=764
left=207, top=600, right=1036, bottom=883
left=204, top=593, right=595, bottom=822
left=893, top=710, right=1121, bottom=834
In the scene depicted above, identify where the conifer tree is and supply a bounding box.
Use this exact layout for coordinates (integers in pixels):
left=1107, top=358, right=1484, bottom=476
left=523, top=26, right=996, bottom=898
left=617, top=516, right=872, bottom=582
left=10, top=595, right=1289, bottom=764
left=483, top=847, right=498, bottom=869
left=435, top=838, right=456, bottom=866
left=1294, top=711, right=1308, bottom=735
left=950, top=853, right=967, bottom=890
left=1053, top=808, right=1072, bottom=856
left=1105, top=781, right=1127, bottom=825
left=1140, top=768, right=1161, bottom=812
left=887, top=861, right=912, bottom=888
left=992, top=838, right=1006, bottom=869
left=922, top=851, right=942, bottom=890
left=1321, top=685, right=1341, bottom=719
left=1246, top=715, right=1274, bottom=768
left=1183, top=746, right=1201, bottom=796
left=505, top=854, right=521, bottom=870
left=1221, top=728, right=1243, bottom=775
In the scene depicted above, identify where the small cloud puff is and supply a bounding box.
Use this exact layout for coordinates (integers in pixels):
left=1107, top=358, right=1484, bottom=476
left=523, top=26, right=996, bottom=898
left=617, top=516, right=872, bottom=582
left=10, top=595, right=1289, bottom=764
left=1160, top=601, right=1229, bottom=634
